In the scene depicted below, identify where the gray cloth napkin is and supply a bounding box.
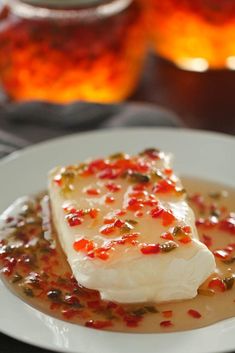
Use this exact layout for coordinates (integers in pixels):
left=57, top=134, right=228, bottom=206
left=0, top=100, right=181, bottom=352
left=0, top=101, right=181, bottom=158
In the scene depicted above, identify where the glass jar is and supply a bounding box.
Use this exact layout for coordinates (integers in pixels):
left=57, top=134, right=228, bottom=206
left=0, top=0, right=146, bottom=103
left=148, top=0, right=235, bottom=71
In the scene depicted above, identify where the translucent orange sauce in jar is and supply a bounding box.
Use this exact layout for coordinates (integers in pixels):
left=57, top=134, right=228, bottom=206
left=0, top=0, right=147, bottom=103
left=148, top=0, right=235, bottom=71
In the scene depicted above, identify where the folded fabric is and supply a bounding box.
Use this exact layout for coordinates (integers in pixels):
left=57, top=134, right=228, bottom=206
left=0, top=101, right=181, bottom=158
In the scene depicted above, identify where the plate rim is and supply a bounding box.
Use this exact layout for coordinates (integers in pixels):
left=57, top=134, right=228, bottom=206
left=1, top=126, right=235, bottom=167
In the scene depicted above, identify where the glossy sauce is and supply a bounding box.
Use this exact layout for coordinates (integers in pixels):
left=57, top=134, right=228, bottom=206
left=0, top=177, right=235, bottom=333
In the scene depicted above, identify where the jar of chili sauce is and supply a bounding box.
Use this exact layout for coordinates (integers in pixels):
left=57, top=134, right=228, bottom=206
left=0, top=0, right=146, bottom=103
left=147, top=0, right=235, bottom=71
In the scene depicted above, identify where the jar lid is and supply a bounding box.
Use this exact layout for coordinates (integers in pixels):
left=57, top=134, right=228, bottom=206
left=21, top=0, right=109, bottom=8
left=8, top=0, right=132, bottom=19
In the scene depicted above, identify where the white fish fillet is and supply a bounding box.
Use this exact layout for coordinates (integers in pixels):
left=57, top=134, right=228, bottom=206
left=48, top=150, right=215, bottom=303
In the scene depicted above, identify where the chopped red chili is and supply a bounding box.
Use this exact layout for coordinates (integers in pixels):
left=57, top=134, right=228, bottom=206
left=160, top=232, right=174, bottom=241
left=140, top=243, right=161, bottom=255
left=53, top=174, right=62, bottom=186
left=89, top=209, right=99, bottom=219
left=160, top=320, right=173, bottom=328
left=114, top=219, right=125, bottom=228
left=86, top=188, right=101, bottom=196
left=219, top=214, right=235, bottom=235
left=100, top=224, right=116, bottom=235
left=202, top=234, right=212, bottom=248
left=116, top=210, right=127, bottom=216
left=127, top=198, right=144, bottom=212
left=85, top=320, right=113, bottom=329
left=187, top=309, right=202, bottom=319
left=66, top=214, right=83, bottom=227
left=208, top=278, right=226, bottom=292
left=153, top=179, right=176, bottom=194
left=124, top=315, right=143, bottom=327
left=179, top=235, right=192, bottom=244
left=105, top=183, right=121, bottom=193
left=213, top=249, right=230, bottom=260
left=73, top=238, right=89, bottom=252
left=135, top=211, right=144, bottom=218
left=105, top=196, right=115, bottom=204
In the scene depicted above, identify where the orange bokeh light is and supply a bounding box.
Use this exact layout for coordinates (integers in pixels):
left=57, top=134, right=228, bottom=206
left=148, top=0, right=235, bottom=70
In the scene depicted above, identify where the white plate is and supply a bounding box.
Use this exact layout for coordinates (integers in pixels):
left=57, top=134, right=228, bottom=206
left=0, top=128, right=235, bottom=353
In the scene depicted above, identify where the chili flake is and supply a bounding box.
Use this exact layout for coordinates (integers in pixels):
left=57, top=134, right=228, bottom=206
left=86, top=188, right=101, bottom=196
left=140, top=243, right=161, bottom=255
left=208, top=278, right=226, bottom=292
left=105, top=183, right=121, bottom=193
left=85, top=320, right=113, bottom=329
left=105, top=196, right=115, bottom=204
left=160, top=320, right=173, bottom=328
left=66, top=214, right=83, bottom=227
left=213, top=249, right=230, bottom=260
left=187, top=309, right=202, bottom=319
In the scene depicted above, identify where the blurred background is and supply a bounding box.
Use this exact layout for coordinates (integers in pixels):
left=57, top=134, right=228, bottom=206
left=0, top=1, right=235, bottom=351
left=0, top=0, right=235, bottom=134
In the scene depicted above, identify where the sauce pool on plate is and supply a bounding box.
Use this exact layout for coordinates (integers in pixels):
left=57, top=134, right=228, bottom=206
left=0, top=177, right=235, bottom=333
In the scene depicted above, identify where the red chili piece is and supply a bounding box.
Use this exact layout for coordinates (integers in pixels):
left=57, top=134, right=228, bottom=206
left=95, top=248, right=109, bottom=261
left=87, top=300, right=101, bottom=309
left=105, top=183, right=121, bottom=193
left=187, top=309, right=202, bottom=319
left=104, top=218, right=116, bottom=224
left=164, top=168, right=173, bottom=176
left=150, top=207, right=175, bottom=227
left=133, top=184, right=146, bottom=191
left=54, top=174, right=62, bottom=186
left=98, top=168, right=118, bottom=180
left=141, top=243, right=161, bottom=255
left=189, top=193, right=206, bottom=213
left=202, top=234, right=212, bottom=248
left=208, top=278, right=226, bottom=292
left=162, top=210, right=175, bottom=227
left=213, top=249, right=229, bottom=260
left=114, top=219, right=125, bottom=228
left=153, top=179, right=176, bottom=194
left=150, top=207, right=164, bottom=219
left=100, top=224, right=115, bottom=235
left=182, top=226, right=191, bottom=234
left=219, top=215, right=235, bottom=235
left=127, top=198, right=144, bottom=212
left=105, top=196, right=115, bottom=204
left=66, top=214, right=83, bottom=227
left=89, top=208, right=99, bottom=219
left=87, top=159, right=108, bottom=173
left=86, top=188, right=101, bottom=196
left=116, top=210, right=126, bottom=216
left=179, top=236, right=192, bottom=244
left=160, top=232, right=174, bottom=241
left=143, top=149, right=160, bottom=160
left=135, top=211, right=144, bottom=218
left=160, top=320, right=173, bottom=328
left=85, top=320, right=112, bottom=329
left=73, top=238, right=89, bottom=251
left=124, top=315, right=143, bottom=327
